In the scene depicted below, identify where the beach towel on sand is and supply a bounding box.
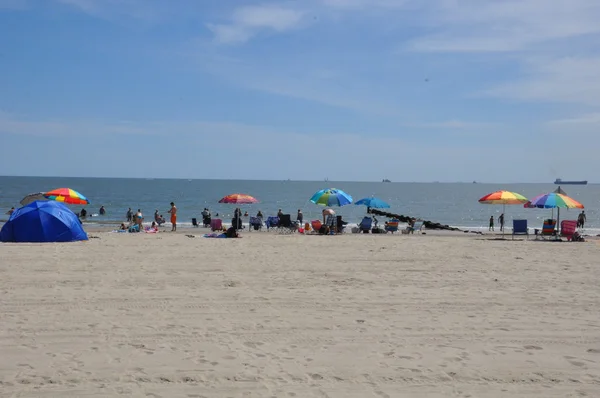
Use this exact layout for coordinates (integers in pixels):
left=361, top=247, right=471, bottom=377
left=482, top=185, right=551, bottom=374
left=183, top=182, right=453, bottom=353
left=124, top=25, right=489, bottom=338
left=203, top=233, right=242, bottom=239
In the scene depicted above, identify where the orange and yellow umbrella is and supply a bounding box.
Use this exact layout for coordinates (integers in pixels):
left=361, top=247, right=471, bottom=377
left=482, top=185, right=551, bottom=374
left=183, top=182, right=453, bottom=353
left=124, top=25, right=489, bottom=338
left=44, top=188, right=90, bottom=205
left=218, top=194, right=258, bottom=204
left=479, top=190, right=528, bottom=236
left=479, top=190, right=528, bottom=205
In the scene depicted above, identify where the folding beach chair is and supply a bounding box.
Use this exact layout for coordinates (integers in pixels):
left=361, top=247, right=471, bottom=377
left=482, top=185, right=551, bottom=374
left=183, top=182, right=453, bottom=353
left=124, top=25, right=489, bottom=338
left=336, top=215, right=348, bottom=233
left=560, top=220, right=577, bottom=241
left=210, top=218, right=223, bottom=232
left=265, top=216, right=279, bottom=230
left=276, top=214, right=297, bottom=234
left=358, top=217, right=372, bottom=233
left=535, top=219, right=556, bottom=240
left=318, top=214, right=336, bottom=234
left=405, top=220, right=424, bottom=234
left=512, top=219, right=528, bottom=240
left=249, top=216, right=263, bottom=231
left=385, top=219, right=399, bottom=233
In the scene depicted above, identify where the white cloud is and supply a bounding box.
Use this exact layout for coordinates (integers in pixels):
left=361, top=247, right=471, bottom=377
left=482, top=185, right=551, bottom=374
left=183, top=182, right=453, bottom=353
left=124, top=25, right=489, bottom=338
left=208, top=5, right=305, bottom=45
left=486, top=57, right=600, bottom=107
left=408, top=0, right=600, bottom=53
left=547, top=113, right=600, bottom=126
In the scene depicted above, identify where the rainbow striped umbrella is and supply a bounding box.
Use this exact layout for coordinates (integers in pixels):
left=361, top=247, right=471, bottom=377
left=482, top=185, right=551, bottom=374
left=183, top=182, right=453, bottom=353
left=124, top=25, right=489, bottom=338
left=525, top=192, right=584, bottom=234
left=218, top=194, right=258, bottom=204
left=479, top=190, right=528, bottom=205
left=44, top=188, right=90, bottom=205
left=526, top=192, right=584, bottom=209
left=310, top=188, right=353, bottom=207
left=479, top=190, right=528, bottom=236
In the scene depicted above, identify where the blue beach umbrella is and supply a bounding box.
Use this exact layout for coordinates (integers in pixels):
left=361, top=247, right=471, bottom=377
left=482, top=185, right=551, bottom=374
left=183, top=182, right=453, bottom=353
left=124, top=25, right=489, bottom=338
left=310, top=188, right=353, bottom=207
left=354, top=197, right=390, bottom=209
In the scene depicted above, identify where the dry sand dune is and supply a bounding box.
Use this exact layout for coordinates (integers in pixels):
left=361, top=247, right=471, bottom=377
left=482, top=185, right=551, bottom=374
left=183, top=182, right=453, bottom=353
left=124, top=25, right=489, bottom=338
left=1, top=231, right=599, bottom=397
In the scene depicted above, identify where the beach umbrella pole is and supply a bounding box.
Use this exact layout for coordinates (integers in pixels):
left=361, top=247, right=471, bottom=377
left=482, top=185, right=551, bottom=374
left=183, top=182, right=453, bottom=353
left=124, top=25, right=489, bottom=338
left=502, top=203, right=505, bottom=236
left=557, top=208, right=561, bottom=237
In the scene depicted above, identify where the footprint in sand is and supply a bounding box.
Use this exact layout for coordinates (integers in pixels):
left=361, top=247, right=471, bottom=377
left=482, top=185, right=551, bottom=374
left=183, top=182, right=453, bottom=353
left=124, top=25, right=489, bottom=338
left=523, top=345, right=543, bottom=350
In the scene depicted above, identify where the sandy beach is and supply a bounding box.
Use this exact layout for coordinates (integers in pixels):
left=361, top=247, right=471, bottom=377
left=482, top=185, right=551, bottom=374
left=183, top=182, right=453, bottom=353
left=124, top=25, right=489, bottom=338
left=1, top=231, right=599, bottom=397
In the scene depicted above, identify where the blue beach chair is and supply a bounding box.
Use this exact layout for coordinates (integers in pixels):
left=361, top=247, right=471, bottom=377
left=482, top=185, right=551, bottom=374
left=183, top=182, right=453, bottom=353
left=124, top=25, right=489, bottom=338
left=265, top=216, right=279, bottom=230
left=512, top=219, right=528, bottom=240
left=358, top=217, right=372, bottom=233
left=249, top=216, right=263, bottom=231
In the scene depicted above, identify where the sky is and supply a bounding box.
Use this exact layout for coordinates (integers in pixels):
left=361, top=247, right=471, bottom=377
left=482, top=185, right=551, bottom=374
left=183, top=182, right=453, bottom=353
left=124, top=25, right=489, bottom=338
left=1, top=0, right=600, bottom=182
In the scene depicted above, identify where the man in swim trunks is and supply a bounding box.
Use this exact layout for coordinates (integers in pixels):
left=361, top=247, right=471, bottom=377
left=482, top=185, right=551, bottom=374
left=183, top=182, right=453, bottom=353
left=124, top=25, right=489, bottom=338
left=168, top=202, right=177, bottom=231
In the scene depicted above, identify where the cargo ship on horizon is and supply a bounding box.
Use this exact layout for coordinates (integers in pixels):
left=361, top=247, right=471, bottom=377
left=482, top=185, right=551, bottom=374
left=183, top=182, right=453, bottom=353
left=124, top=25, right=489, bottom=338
left=554, top=178, right=587, bottom=185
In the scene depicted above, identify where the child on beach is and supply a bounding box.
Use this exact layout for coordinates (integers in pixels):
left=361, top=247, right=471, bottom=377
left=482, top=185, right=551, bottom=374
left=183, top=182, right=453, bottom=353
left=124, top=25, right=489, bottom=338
left=489, top=216, right=494, bottom=231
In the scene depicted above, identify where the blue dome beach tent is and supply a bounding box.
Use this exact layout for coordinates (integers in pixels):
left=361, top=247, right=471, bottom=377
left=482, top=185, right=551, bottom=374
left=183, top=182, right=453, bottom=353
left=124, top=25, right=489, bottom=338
left=0, top=201, right=88, bottom=243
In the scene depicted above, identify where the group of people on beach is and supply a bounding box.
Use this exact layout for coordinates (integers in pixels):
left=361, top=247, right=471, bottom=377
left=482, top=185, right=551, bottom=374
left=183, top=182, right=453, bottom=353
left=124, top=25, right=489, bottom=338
left=488, top=211, right=588, bottom=232
left=488, top=214, right=505, bottom=231
left=119, top=203, right=178, bottom=233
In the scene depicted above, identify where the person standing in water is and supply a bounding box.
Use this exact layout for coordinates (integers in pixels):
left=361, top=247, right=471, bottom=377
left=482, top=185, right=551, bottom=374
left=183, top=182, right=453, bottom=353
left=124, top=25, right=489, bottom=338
left=577, top=211, right=586, bottom=229
left=99, top=205, right=106, bottom=215
left=168, top=202, right=177, bottom=231
left=489, top=215, right=494, bottom=231
left=498, top=213, right=504, bottom=232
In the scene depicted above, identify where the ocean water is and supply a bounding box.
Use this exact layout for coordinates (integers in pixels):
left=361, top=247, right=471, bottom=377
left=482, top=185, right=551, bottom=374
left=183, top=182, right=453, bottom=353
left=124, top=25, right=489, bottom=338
left=1, top=176, right=598, bottom=233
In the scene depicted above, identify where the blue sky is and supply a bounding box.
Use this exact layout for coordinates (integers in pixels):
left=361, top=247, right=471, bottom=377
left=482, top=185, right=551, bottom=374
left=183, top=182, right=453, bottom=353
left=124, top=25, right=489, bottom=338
left=1, top=0, right=599, bottom=182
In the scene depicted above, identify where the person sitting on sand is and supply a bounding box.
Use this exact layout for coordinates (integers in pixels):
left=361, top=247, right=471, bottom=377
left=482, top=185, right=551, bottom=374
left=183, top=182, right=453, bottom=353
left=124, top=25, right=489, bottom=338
left=225, top=226, right=239, bottom=238
left=120, top=223, right=127, bottom=230
left=145, top=221, right=159, bottom=232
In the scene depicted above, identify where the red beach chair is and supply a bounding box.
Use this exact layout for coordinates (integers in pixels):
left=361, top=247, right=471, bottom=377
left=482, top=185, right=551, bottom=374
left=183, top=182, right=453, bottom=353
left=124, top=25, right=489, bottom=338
left=210, top=218, right=222, bottom=232
left=560, top=220, right=577, bottom=241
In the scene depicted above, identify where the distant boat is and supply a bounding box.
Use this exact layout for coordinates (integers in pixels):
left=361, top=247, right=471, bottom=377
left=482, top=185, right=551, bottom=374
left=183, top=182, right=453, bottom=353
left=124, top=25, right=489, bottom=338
left=554, top=178, right=587, bottom=185
left=382, top=179, right=391, bottom=183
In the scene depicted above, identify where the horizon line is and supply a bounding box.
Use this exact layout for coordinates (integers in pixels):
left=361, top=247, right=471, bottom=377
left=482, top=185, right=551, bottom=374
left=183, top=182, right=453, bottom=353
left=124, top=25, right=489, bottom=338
left=0, top=175, right=593, bottom=185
